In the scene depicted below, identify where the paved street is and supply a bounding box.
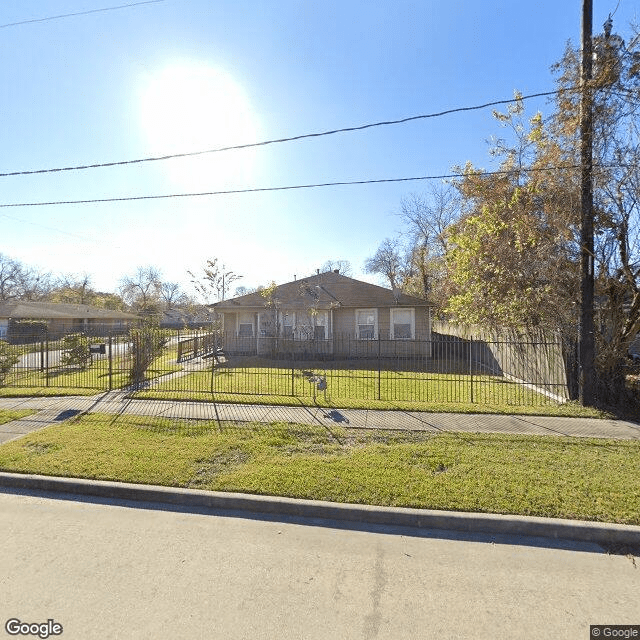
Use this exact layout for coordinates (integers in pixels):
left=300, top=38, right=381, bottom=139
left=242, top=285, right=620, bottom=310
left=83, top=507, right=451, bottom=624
left=1, top=489, right=638, bottom=640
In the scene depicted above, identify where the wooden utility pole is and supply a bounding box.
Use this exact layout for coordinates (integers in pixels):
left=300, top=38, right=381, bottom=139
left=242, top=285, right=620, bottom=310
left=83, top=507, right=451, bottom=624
left=579, top=0, right=595, bottom=405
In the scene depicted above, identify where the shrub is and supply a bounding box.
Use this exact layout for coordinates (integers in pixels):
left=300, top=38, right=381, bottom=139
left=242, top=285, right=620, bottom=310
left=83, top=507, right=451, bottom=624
left=0, top=341, right=20, bottom=386
left=129, top=321, right=170, bottom=385
left=60, top=333, right=91, bottom=370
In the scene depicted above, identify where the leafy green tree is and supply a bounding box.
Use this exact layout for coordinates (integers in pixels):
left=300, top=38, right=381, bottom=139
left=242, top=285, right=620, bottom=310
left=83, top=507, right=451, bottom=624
left=442, top=18, right=640, bottom=407
left=445, top=98, right=578, bottom=334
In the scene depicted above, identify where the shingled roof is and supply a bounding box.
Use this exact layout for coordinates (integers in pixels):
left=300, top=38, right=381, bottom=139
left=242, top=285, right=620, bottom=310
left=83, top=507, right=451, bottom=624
left=213, top=271, right=430, bottom=311
left=0, top=301, right=138, bottom=320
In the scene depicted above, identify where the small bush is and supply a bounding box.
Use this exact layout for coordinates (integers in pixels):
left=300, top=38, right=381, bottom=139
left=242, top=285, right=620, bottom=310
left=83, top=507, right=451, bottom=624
left=129, top=321, right=170, bottom=385
left=0, top=341, right=20, bottom=386
left=60, top=333, right=91, bottom=370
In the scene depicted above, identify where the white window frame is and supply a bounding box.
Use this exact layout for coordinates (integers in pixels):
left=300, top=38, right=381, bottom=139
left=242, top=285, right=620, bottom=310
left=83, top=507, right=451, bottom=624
left=237, top=312, right=254, bottom=337
left=356, top=308, right=378, bottom=340
left=390, top=308, right=415, bottom=340
left=313, top=310, right=328, bottom=340
left=280, top=311, right=294, bottom=338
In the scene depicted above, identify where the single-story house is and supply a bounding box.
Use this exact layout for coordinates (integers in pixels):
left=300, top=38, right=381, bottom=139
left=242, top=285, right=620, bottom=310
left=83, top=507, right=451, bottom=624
left=212, top=270, right=432, bottom=358
left=0, top=301, right=139, bottom=341
left=160, top=307, right=216, bottom=330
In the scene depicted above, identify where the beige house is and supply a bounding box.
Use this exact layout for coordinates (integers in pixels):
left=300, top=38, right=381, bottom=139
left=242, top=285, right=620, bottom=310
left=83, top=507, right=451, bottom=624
left=212, top=270, right=432, bottom=358
left=0, top=301, right=138, bottom=340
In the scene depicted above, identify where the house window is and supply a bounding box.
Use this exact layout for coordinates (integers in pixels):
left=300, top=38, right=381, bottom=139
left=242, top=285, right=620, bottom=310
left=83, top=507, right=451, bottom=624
left=391, top=308, right=415, bottom=340
left=356, top=309, right=377, bottom=340
left=237, top=312, right=254, bottom=337
left=314, top=311, right=328, bottom=340
left=281, top=312, right=294, bottom=338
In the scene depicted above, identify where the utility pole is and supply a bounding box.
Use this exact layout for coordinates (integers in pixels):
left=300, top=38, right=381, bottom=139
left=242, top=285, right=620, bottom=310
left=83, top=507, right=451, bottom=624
left=579, top=0, right=595, bottom=405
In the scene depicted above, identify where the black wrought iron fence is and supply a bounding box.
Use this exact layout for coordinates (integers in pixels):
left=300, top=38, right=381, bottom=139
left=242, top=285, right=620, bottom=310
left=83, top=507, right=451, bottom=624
left=0, top=325, right=137, bottom=391
left=1, top=327, right=570, bottom=406
left=135, top=331, right=570, bottom=406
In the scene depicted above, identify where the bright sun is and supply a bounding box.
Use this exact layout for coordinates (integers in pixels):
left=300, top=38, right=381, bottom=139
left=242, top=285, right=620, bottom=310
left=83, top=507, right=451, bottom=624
left=138, top=62, right=260, bottom=189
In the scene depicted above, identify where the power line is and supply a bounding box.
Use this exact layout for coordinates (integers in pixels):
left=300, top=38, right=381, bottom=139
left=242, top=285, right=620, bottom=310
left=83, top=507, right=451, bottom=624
left=0, top=164, right=601, bottom=209
left=0, top=0, right=166, bottom=29
left=0, top=89, right=569, bottom=179
left=0, top=212, right=103, bottom=243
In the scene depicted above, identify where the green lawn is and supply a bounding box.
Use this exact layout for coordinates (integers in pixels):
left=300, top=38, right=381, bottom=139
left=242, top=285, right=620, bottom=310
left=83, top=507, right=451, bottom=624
left=0, top=350, right=182, bottom=397
left=0, top=413, right=637, bottom=524
left=132, top=366, right=605, bottom=418
left=0, top=409, right=35, bottom=424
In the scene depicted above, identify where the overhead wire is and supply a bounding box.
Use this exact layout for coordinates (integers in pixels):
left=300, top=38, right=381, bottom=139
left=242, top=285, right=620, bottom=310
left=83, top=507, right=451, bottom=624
left=6, top=163, right=634, bottom=209
left=0, top=0, right=167, bottom=29
left=0, top=89, right=571, bottom=179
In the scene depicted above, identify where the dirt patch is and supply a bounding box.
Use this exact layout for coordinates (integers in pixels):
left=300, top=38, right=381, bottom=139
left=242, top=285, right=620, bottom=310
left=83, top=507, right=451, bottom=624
left=186, top=449, right=250, bottom=488
left=25, top=442, right=57, bottom=455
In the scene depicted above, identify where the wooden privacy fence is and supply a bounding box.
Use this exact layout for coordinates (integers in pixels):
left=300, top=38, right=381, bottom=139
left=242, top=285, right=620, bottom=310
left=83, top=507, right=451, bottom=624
left=432, top=322, right=571, bottom=402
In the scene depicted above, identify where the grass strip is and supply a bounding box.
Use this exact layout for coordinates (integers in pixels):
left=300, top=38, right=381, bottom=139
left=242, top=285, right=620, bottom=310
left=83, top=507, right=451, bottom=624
left=0, top=413, right=637, bottom=524
left=0, top=409, right=35, bottom=425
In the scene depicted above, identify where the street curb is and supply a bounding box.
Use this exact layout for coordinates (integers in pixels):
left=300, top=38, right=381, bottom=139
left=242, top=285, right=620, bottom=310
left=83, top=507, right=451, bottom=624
left=1, top=471, right=640, bottom=546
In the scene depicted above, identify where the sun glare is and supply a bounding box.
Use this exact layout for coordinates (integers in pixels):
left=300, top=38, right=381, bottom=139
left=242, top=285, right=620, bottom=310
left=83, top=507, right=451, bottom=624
left=138, top=62, right=260, bottom=189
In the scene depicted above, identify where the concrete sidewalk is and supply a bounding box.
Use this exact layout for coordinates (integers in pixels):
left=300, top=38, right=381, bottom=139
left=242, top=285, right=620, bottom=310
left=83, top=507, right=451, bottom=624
left=0, top=390, right=639, bottom=444
left=1, top=393, right=639, bottom=548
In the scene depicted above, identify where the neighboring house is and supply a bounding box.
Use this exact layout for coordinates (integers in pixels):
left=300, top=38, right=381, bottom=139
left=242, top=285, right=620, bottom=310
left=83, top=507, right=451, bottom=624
left=159, top=307, right=217, bottom=330
left=0, top=301, right=138, bottom=340
left=212, top=270, right=432, bottom=358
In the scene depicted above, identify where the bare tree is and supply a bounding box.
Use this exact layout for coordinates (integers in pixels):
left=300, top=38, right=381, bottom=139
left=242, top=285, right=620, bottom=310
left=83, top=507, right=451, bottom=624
left=0, top=254, right=24, bottom=301
left=399, top=184, right=461, bottom=303
left=49, top=273, right=95, bottom=305
left=320, top=259, right=353, bottom=277
left=0, top=254, right=52, bottom=301
left=158, top=281, right=189, bottom=308
left=119, top=266, right=162, bottom=312
left=546, top=20, right=640, bottom=405
left=188, top=258, right=242, bottom=303
left=364, top=238, right=404, bottom=290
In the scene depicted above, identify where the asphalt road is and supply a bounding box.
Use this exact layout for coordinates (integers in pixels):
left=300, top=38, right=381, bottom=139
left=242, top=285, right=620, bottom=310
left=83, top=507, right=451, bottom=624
left=1, top=490, right=638, bottom=640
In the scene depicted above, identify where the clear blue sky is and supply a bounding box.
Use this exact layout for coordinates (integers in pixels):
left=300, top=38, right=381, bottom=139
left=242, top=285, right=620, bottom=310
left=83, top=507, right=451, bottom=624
left=1, top=0, right=637, bottom=297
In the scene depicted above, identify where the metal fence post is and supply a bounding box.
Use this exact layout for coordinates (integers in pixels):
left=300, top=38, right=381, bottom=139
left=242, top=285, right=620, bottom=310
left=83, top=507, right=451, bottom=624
left=469, top=335, right=474, bottom=403
left=377, top=334, right=381, bottom=401
left=108, top=334, right=113, bottom=392
left=45, top=336, right=50, bottom=387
